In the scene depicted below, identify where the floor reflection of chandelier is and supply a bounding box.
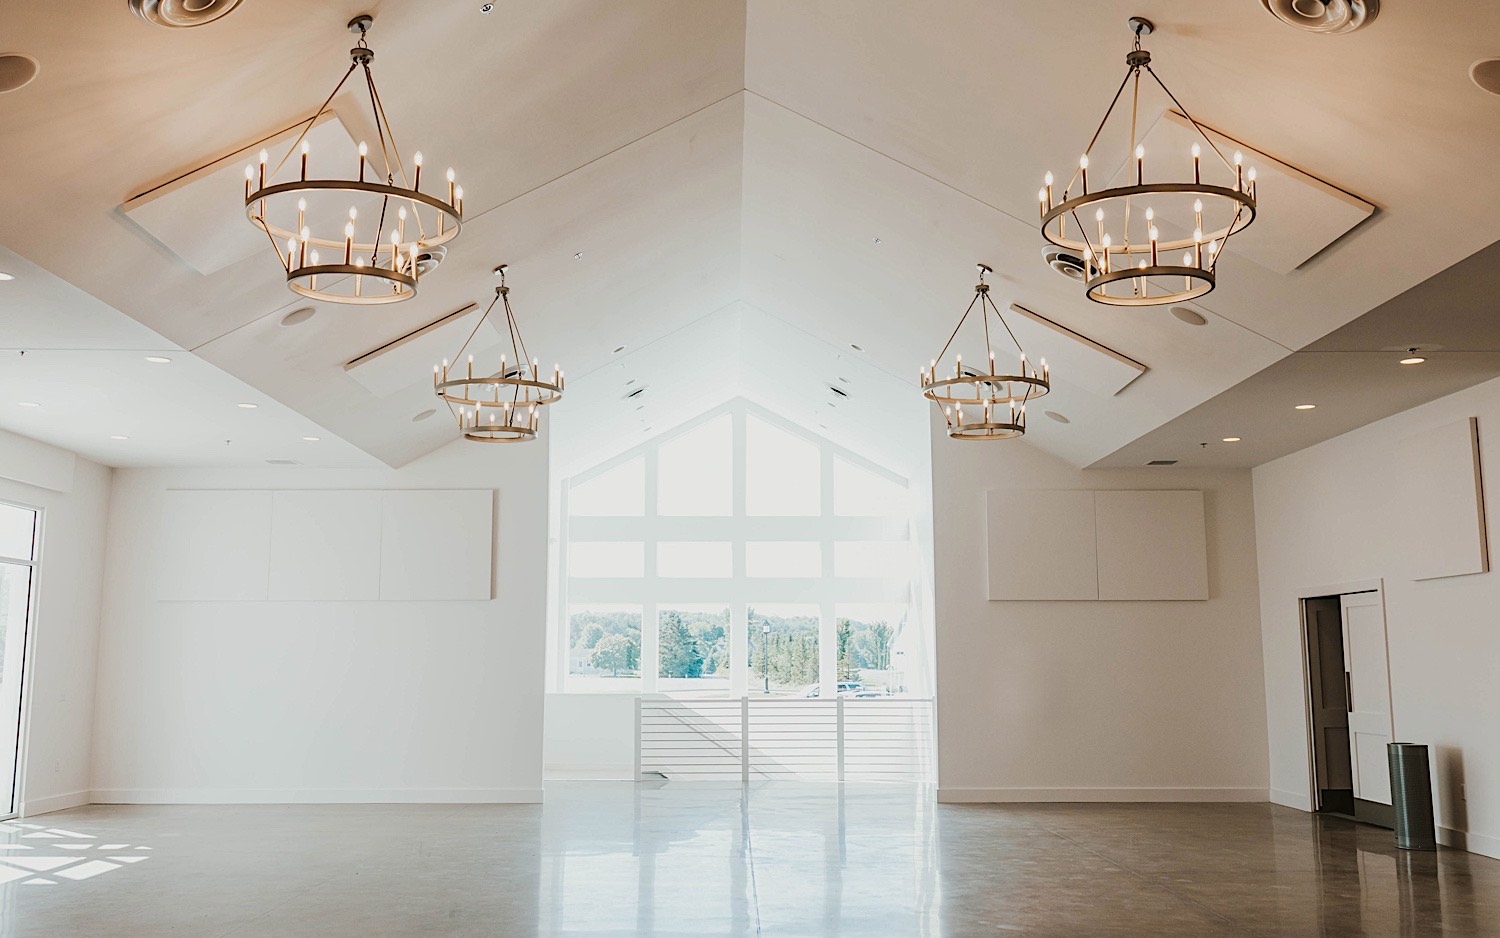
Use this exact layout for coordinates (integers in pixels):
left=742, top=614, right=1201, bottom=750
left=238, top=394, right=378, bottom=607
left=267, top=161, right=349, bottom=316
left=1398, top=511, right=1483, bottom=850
left=245, top=14, right=463, bottom=305
left=434, top=265, right=563, bottom=443
left=1039, top=16, right=1258, bottom=307
left=921, top=264, right=1050, bottom=441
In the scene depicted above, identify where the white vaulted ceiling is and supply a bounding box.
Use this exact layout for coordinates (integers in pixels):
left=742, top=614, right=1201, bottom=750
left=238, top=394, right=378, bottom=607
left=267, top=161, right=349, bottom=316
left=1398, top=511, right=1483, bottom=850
left=3, top=1, right=1500, bottom=470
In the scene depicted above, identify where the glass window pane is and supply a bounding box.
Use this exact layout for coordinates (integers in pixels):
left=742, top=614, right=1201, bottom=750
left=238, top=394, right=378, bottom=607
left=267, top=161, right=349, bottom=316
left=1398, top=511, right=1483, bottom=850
left=834, top=457, right=906, bottom=517
left=747, top=604, right=820, bottom=696
left=0, top=505, right=36, bottom=561
left=569, top=458, right=645, bottom=516
left=567, top=604, right=642, bottom=692
left=833, top=541, right=910, bottom=579
left=657, top=542, right=732, bottom=578
left=568, top=542, right=644, bottom=578
left=746, top=416, right=820, bottom=516
left=657, top=414, right=732, bottom=516
left=657, top=604, right=732, bottom=697
left=835, top=604, right=911, bottom=697
left=745, top=542, right=821, bottom=578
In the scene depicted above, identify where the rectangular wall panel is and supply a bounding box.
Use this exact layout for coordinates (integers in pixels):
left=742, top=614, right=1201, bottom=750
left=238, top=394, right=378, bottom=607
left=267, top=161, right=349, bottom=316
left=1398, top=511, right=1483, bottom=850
left=985, top=490, right=1098, bottom=600
left=380, top=490, right=494, bottom=600
left=158, top=491, right=272, bottom=601
left=1095, top=490, right=1208, bottom=601
left=1397, top=417, right=1488, bottom=581
left=267, top=491, right=382, bottom=601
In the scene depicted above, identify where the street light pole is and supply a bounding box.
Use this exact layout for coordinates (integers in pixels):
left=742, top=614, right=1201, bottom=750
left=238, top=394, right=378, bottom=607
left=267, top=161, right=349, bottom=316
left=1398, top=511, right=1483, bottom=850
left=761, top=621, right=771, bottom=695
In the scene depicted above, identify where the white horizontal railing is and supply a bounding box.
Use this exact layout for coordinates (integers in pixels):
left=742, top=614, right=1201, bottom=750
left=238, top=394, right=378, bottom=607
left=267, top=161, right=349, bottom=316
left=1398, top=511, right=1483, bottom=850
left=636, top=697, right=935, bottom=782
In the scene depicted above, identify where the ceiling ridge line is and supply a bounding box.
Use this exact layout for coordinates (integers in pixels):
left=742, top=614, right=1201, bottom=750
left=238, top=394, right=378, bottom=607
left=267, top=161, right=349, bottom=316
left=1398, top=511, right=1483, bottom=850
left=741, top=89, right=1297, bottom=354
left=189, top=89, right=751, bottom=354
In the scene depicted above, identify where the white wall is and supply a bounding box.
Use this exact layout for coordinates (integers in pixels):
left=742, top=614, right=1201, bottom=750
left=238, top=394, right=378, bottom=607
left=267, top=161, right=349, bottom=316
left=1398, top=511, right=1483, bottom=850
left=930, top=417, right=1269, bottom=802
left=543, top=693, right=637, bottom=779
left=1255, top=374, right=1500, bottom=859
left=91, top=438, right=550, bottom=804
left=0, top=432, right=111, bottom=816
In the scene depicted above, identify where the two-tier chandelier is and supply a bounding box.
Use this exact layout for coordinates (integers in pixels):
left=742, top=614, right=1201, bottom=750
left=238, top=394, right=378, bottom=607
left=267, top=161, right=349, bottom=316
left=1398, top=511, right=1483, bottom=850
left=921, top=264, right=1050, bottom=441
left=434, top=265, right=563, bottom=443
left=245, top=14, right=463, bottom=305
left=1039, top=17, right=1258, bottom=307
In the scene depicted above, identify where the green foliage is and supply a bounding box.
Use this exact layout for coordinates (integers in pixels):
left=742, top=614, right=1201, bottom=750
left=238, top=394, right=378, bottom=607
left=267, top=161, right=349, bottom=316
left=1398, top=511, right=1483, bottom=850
left=590, top=634, right=636, bottom=677
left=658, top=612, right=704, bottom=679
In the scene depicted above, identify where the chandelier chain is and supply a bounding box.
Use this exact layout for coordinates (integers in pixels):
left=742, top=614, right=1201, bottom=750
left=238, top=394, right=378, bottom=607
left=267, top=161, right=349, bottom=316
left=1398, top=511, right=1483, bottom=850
left=1065, top=68, right=1134, bottom=194
left=269, top=62, right=359, bottom=180
left=1143, top=64, right=1234, bottom=170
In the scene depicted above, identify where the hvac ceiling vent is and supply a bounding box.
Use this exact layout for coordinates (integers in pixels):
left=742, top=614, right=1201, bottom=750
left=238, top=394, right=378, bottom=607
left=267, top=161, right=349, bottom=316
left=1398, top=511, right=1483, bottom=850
left=828, top=385, right=849, bottom=398
left=1147, top=459, right=1179, bottom=466
left=1259, top=0, right=1378, bottom=35
left=0, top=55, right=39, bottom=94
left=625, top=387, right=647, bottom=400
left=265, top=458, right=299, bottom=466
left=1041, top=246, right=1087, bottom=282
left=129, top=0, right=243, bottom=28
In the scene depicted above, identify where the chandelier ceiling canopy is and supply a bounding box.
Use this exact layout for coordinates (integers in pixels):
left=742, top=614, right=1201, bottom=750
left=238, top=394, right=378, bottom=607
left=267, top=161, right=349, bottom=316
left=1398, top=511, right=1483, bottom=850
left=921, top=264, right=1050, bottom=441
left=435, top=265, right=563, bottom=444
left=245, top=14, right=464, bottom=305
left=1039, top=16, right=1258, bottom=307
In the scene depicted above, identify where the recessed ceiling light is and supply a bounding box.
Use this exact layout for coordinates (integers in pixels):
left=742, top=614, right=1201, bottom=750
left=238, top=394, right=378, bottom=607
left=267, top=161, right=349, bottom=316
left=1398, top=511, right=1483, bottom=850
left=236, top=402, right=258, bottom=409
left=872, top=237, right=882, bottom=244
left=1170, top=306, right=1207, bottom=326
left=1400, top=355, right=1426, bottom=365
left=0, top=272, right=14, bottom=282
left=109, top=435, right=129, bottom=441
left=301, top=436, right=321, bottom=442
left=1294, top=403, right=1316, bottom=410
left=17, top=402, right=38, bottom=408
left=412, top=408, right=436, bottom=422
left=1043, top=410, right=1069, bottom=424
left=574, top=252, right=585, bottom=260
left=0, top=55, right=39, bottom=94
left=1222, top=437, right=1242, bottom=443
left=144, top=355, right=172, bottom=364
left=481, top=2, right=495, bottom=12
left=1471, top=58, right=1500, bottom=96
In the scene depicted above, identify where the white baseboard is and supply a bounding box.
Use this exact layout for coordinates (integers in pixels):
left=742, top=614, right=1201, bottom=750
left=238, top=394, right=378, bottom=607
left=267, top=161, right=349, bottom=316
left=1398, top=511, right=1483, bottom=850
left=936, top=787, right=1267, bottom=804
left=1440, top=825, right=1500, bottom=861
left=19, top=790, right=91, bottom=817
left=89, top=787, right=544, bottom=805
left=1269, top=787, right=1313, bottom=811
left=545, top=764, right=635, bottom=780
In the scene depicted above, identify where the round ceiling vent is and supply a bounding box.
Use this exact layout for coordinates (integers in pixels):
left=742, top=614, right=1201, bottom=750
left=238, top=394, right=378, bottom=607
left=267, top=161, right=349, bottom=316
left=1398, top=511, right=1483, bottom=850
left=280, top=307, right=316, bottom=327
left=1471, top=59, right=1500, bottom=96
left=1041, top=245, right=1087, bottom=282
left=1259, top=0, right=1378, bottom=35
left=1043, top=410, right=1070, bottom=424
left=128, top=0, right=243, bottom=29
left=0, top=55, right=39, bottom=94
left=413, top=244, right=447, bottom=278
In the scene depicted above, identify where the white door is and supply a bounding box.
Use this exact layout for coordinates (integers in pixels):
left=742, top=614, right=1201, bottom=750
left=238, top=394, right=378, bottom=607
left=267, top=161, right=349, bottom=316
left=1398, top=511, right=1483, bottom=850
left=1341, top=592, right=1394, bottom=806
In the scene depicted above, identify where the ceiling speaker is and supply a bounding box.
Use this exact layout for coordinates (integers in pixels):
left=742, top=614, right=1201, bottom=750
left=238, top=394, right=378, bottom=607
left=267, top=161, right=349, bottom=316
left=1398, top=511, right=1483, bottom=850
left=1259, top=0, right=1378, bottom=35
left=128, top=0, right=243, bottom=29
left=0, top=55, right=39, bottom=94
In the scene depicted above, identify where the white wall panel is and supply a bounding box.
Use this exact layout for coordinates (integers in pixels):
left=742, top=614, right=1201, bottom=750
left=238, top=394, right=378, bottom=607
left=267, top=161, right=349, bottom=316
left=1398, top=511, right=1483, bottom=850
left=267, top=491, right=382, bottom=601
left=985, top=490, right=1097, bottom=600
left=1396, top=417, right=1488, bottom=581
left=1095, top=490, right=1209, bottom=601
left=380, top=490, right=493, bottom=601
left=158, top=490, right=271, bottom=601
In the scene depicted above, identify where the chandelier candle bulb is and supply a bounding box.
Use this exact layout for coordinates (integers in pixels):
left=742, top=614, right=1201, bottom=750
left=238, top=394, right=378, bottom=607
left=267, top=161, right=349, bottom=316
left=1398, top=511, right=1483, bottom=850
left=258, top=149, right=267, bottom=189
left=1079, top=154, right=1089, bottom=195
left=447, top=168, right=456, bottom=205
left=245, top=164, right=253, bottom=199
left=1045, top=171, right=1054, bottom=208
left=358, top=141, right=368, bottom=181
left=1235, top=151, right=1244, bottom=191
left=300, top=141, right=309, bottom=180
left=1135, top=145, right=1144, bottom=184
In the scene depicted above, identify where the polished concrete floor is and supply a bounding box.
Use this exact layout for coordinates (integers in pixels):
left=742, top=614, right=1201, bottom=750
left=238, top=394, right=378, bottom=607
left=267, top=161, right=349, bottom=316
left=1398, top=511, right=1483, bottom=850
left=0, top=782, right=1496, bottom=936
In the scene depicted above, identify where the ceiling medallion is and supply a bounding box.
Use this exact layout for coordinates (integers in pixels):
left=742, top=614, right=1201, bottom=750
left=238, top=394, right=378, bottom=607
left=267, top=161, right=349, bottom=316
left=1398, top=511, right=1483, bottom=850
left=1039, top=17, right=1258, bottom=307
left=434, top=265, right=564, bottom=443
left=1260, top=0, right=1378, bottom=35
left=920, top=264, right=1050, bottom=441
left=129, top=0, right=242, bottom=28
left=245, top=14, right=463, bottom=305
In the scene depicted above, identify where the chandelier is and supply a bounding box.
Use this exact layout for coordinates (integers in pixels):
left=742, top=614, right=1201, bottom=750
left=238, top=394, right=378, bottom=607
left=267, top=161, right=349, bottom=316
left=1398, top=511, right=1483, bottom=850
left=921, top=264, right=1050, bottom=441
left=1039, top=17, right=1258, bottom=307
left=434, top=265, right=563, bottom=443
left=245, top=14, right=463, bottom=305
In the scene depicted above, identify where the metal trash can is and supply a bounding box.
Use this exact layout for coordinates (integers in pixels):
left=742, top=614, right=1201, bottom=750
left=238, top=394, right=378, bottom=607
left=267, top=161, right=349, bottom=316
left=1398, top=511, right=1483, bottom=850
left=1388, top=742, right=1437, bottom=851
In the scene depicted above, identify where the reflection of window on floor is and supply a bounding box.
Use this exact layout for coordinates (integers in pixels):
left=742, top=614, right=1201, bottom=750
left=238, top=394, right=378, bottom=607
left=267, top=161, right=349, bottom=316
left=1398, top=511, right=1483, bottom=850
left=556, top=400, right=925, bottom=699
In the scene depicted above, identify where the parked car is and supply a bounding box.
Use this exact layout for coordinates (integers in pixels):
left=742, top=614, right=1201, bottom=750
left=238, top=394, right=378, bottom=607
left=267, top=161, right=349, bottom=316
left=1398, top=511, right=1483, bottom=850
left=803, top=682, right=866, bottom=698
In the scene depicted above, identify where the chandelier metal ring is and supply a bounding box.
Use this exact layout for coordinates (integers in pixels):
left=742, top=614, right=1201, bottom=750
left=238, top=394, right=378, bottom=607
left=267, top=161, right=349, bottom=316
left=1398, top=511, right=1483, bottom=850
left=246, top=180, right=462, bottom=250
left=1040, top=183, right=1254, bottom=256
left=1085, top=263, right=1215, bottom=307
left=944, top=415, right=1027, bottom=442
